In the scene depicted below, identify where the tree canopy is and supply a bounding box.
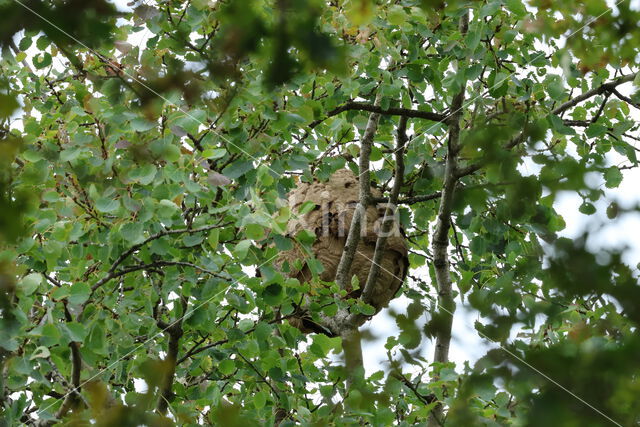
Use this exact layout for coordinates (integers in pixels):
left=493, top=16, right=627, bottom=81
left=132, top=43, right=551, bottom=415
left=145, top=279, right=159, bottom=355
left=1, top=0, right=640, bottom=425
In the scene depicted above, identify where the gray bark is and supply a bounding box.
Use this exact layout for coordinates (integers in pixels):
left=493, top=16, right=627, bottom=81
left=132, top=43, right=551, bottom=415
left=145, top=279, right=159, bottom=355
left=428, top=11, right=468, bottom=427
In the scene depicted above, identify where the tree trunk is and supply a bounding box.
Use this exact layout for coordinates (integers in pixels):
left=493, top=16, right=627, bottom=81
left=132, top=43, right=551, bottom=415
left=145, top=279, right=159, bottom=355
left=427, top=10, right=468, bottom=427
left=340, top=327, right=364, bottom=390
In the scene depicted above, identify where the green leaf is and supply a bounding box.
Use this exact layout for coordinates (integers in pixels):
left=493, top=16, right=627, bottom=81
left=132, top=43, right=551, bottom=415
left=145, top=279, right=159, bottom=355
left=18, top=37, right=32, bottom=51
left=183, top=234, right=204, bottom=247
left=257, top=165, right=274, bottom=186
left=121, top=222, right=145, bottom=244
left=254, top=322, right=272, bottom=345
left=273, top=235, right=293, bottom=251
left=39, top=324, right=61, bottom=347
left=32, top=53, right=52, bottom=69
left=355, top=300, right=375, bottom=316
left=346, top=0, right=374, bottom=25
left=51, top=286, right=70, bottom=301
left=30, top=346, right=51, bottom=360
left=222, top=160, right=254, bottom=180
left=130, top=118, right=157, bottom=132
left=604, top=167, right=623, bottom=188
left=579, top=202, right=596, bottom=215
left=489, top=71, right=509, bottom=98
left=254, top=390, right=267, bottom=409
left=60, top=322, right=88, bottom=343
left=440, top=368, right=458, bottom=382
left=68, top=282, right=91, bottom=305
left=95, top=197, right=120, bottom=213
left=297, top=201, right=317, bottom=215
left=262, top=283, right=283, bottom=306
left=156, top=199, right=180, bottom=219
left=202, top=148, right=227, bottom=159
left=36, top=36, right=50, bottom=50
left=244, top=223, right=265, bottom=240
left=310, top=334, right=338, bottom=358
left=504, top=0, right=527, bottom=18
left=163, top=145, right=181, bottom=162
left=0, top=94, right=19, bottom=119
left=548, top=114, right=575, bottom=135
left=59, top=148, right=82, bottom=162
left=18, top=273, right=42, bottom=296
left=295, top=229, right=316, bottom=245
left=307, top=258, right=324, bottom=276
left=129, top=164, right=157, bottom=185
left=219, top=359, right=235, bottom=375
left=479, top=1, right=501, bottom=18
left=585, top=123, right=607, bottom=138
left=208, top=229, right=220, bottom=249
left=387, top=5, right=406, bottom=25
left=233, top=239, right=252, bottom=260
left=547, top=78, right=566, bottom=101
left=465, top=29, right=481, bottom=50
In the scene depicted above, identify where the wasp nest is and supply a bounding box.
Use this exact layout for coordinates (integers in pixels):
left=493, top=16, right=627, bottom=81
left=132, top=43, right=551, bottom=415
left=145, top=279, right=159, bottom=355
left=277, top=168, right=409, bottom=332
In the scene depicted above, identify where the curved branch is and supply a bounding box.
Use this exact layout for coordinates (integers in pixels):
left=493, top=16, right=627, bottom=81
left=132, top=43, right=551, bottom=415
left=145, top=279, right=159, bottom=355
left=307, top=100, right=446, bottom=132
left=552, top=72, right=638, bottom=116
left=175, top=312, right=298, bottom=363
left=610, top=88, right=640, bottom=110
left=105, top=222, right=230, bottom=282
left=81, top=221, right=231, bottom=315
left=113, top=261, right=227, bottom=282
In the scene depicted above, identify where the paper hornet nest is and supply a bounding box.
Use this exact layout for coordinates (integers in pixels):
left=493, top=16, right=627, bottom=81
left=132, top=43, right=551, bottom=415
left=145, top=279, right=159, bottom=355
left=276, top=168, right=409, bottom=333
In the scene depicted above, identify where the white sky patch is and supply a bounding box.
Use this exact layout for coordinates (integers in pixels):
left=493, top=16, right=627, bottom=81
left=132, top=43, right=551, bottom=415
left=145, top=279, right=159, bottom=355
left=133, top=378, right=149, bottom=393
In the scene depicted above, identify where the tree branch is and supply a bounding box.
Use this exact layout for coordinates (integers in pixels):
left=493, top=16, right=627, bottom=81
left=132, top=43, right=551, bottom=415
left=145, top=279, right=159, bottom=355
left=340, top=328, right=363, bottom=389
left=8, top=39, right=34, bottom=73
left=610, top=88, right=640, bottom=110
left=458, top=73, right=639, bottom=179
left=115, top=261, right=226, bottom=283
left=361, top=116, right=407, bottom=304
left=104, top=222, right=230, bottom=282
left=459, top=72, right=639, bottom=180
left=307, top=101, right=445, bottom=132
left=372, top=191, right=442, bottom=205
left=53, top=305, right=84, bottom=423
left=329, top=95, right=384, bottom=391
left=80, top=221, right=230, bottom=315
left=157, top=297, right=186, bottom=415
left=432, top=57, right=464, bottom=367
left=334, top=92, right=383, bottom=292
left=175, top=312, right=298, bottom=363
left=428, top=11, right=468, bottom=427
left=391, top=371, right=437, bottom=406
left=551, top=72, right=638, bottom=116
left=236, top=351, right=279, bottom=397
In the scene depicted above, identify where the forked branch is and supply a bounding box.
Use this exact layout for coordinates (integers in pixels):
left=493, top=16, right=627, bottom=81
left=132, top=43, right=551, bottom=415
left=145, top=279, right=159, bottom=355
left=334, top=92, right=383, bottom=293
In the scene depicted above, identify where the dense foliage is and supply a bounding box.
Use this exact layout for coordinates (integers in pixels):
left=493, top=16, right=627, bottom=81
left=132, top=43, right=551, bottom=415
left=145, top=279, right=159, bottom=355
left=1, top=0, right=639, bottom=425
